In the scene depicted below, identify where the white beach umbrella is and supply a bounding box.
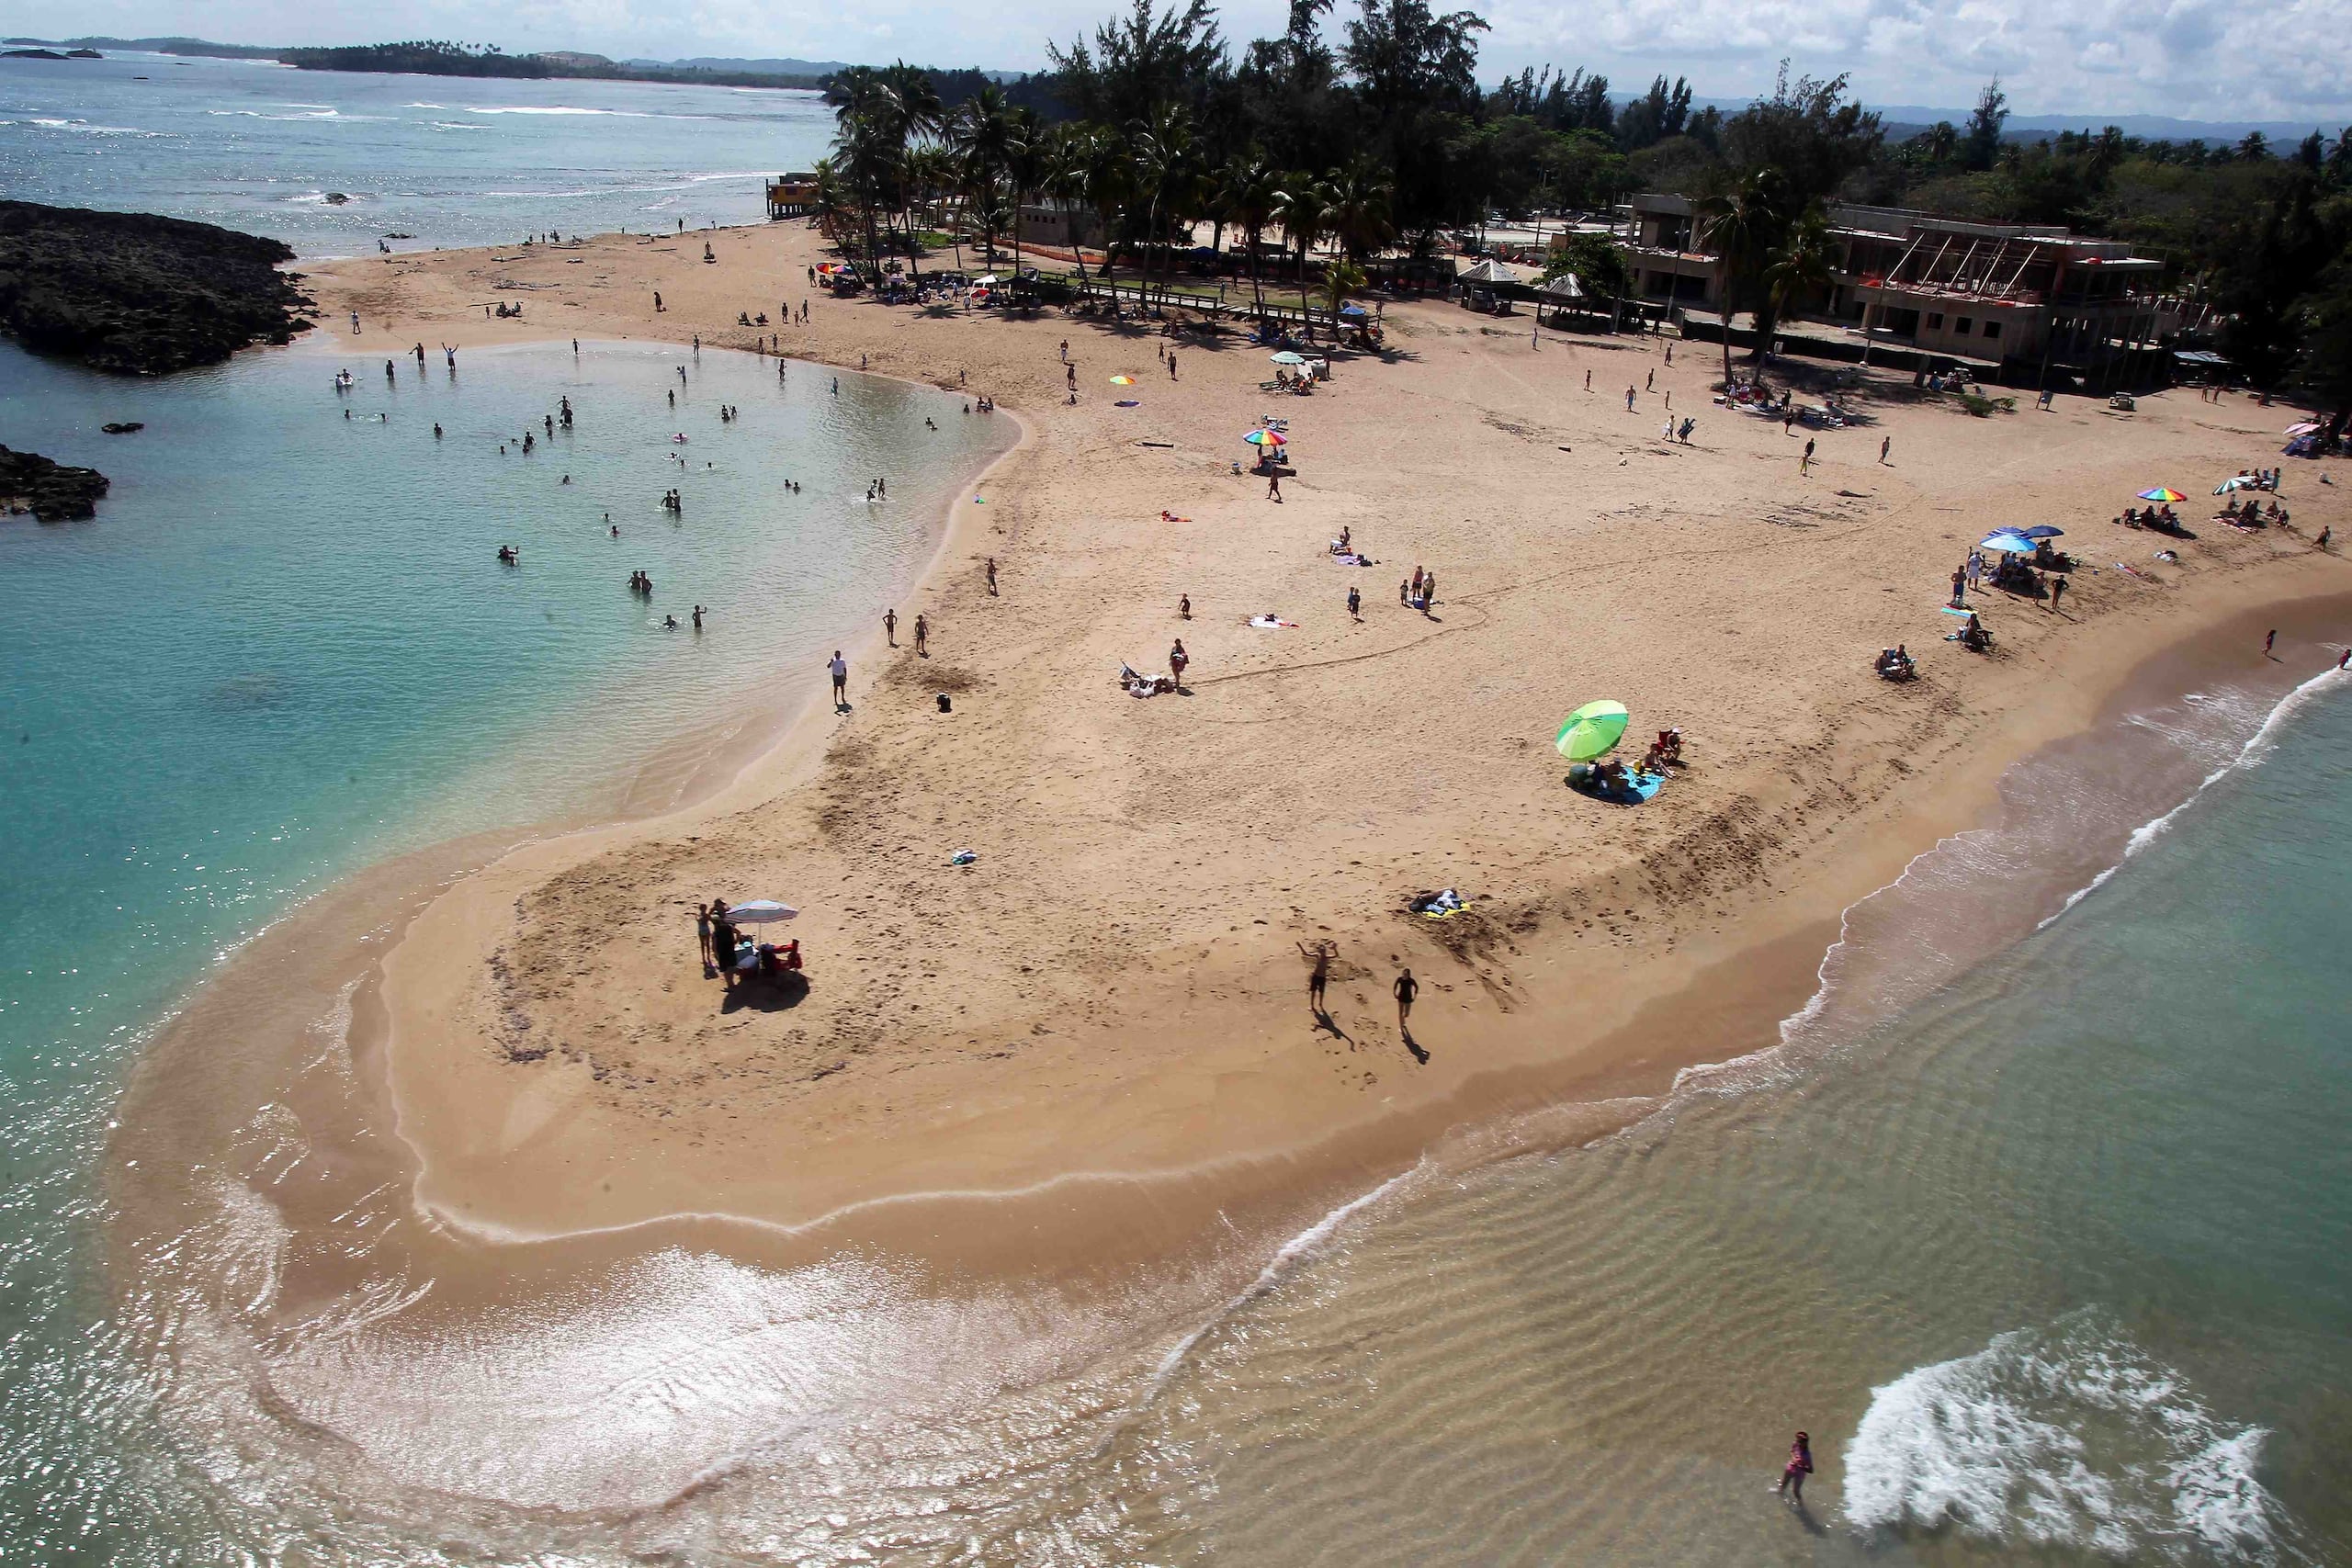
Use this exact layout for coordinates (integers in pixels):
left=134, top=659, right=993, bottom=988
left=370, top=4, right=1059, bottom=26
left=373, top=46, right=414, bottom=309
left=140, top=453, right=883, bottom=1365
left=727, top=899, right=798, bottom=923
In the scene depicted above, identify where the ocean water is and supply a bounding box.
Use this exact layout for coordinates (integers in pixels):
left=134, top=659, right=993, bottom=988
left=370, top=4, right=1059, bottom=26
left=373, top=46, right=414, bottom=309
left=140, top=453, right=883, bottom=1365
left=0, top=50, right=835, bottom=254
left=0, top=334, right=1010, bottom=1558
left=1089, top=665, right=2352, bottom=1567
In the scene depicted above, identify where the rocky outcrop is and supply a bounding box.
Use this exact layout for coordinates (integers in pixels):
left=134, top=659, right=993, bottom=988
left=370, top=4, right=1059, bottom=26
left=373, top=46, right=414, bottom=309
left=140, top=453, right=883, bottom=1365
left=0, top=446, right=109, bottom=521
left=0, top=200, right=314, bottom=375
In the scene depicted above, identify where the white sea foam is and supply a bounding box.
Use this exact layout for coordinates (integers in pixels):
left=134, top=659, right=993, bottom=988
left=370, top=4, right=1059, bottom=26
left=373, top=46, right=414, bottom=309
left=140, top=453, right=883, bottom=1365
left=2041, top=664, right=2348, bottom=930
left=21, top=117, right=159, bottom=135
left=463, top=105, right=712, bottom=119
left=1845, top=1314, right=2287, bottom=1562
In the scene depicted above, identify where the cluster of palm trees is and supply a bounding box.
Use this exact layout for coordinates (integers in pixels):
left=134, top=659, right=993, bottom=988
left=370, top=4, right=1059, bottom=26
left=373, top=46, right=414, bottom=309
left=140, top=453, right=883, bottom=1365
left=815, top=67, right=1400, bottom=331
left=1694, top=171, right=1837, bottom=388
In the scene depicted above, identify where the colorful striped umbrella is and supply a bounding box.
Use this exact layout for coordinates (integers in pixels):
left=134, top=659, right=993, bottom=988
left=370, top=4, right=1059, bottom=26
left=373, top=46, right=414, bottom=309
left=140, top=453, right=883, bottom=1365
left=1555, top=700, right=1630, bottom=761
left=1109, top=375, right=1136, bottom=385
left=2138, top=487, right=2185, bottom=502
left=1244, top=429, right=1287, bottom=446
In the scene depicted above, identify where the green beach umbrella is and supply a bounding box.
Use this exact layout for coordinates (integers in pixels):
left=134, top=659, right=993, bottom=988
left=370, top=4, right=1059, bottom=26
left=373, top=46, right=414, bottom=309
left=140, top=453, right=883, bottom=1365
left=1555, top=700, right=1630, bottom=761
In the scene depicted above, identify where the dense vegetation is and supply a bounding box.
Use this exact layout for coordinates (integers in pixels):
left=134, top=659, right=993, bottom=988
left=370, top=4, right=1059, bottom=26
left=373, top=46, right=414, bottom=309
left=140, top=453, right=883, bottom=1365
left=811, top=0, right=2349, bottom=409
left=0, top=200, right=313, bottom=374
left=280, top=40, right=831, bottom=92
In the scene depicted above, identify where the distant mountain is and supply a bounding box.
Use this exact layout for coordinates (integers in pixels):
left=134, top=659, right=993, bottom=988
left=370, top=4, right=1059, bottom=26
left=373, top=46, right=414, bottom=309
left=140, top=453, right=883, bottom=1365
left=629, top=56, right=854, bottom=77
left=630, top=56, right=1024, bottom=83
left=1870, top=105, right=2339, bottom=145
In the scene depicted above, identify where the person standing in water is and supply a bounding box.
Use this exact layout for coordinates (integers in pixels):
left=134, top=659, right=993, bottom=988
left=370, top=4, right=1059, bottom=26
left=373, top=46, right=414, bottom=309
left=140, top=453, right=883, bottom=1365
left=1776, top=1432, right=1815, bottom=1502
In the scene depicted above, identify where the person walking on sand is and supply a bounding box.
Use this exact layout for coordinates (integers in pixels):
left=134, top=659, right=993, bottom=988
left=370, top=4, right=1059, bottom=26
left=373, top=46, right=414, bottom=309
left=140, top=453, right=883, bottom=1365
left=1268, top=470, right=1283, bottom=502
left=1168, top=353, right=1178, bottom=381
left=2265, top=628, right=2277, bottom=656
left=1060, top=340, right=1069, bottom=363
left=913, top=614, right=929, bottom=656
left=1348, top=583, right=1362, bottom=621
left=884, top=608, right=898, bottom=647
left=1420, top=568, right=1437, bottom=611
left=1626, top=385, right=1636, bottom=412
left=2048, top=576, right=2065, bottom=614
left=1393, top=967, right=1419, bottom=1033
left=1169, top=638, right=1189, bottom=687
left=1801, top=437, right=1815, bottom=475
left=1300, top=940, right=1334, bottom=1012
left=1777, top=1432, right=1815, bottom=1503
left=1645, top=368, right=1654, bottom=392
left=1880, top=435, right=1891, bottom=464
left=829, top=650, right=849, bottom=710
left=695, top=901, right=714, bottom=971
left=986, top=558, right=999, bottom=595
left=1585, top=368, right=1592, bottom=392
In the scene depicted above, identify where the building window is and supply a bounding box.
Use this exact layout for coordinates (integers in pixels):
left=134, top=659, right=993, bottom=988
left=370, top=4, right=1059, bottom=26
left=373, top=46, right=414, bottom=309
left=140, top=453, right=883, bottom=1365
left=1956, top=316, right=1973, bottom=334
left=1927, top=312, right=1944, bottom=330
left=1983, top=320, right=2002, bottom=340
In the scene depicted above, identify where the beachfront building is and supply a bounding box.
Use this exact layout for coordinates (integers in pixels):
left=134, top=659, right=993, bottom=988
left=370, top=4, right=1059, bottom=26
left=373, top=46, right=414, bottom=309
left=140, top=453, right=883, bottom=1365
left=1621, top=194, right=2171, bottom=382
left=767, top=174, right=821, bottom=220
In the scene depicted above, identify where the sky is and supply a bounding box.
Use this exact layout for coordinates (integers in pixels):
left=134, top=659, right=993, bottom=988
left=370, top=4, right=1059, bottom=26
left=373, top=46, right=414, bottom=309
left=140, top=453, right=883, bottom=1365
left=15, top=0, right=2352, bottom=125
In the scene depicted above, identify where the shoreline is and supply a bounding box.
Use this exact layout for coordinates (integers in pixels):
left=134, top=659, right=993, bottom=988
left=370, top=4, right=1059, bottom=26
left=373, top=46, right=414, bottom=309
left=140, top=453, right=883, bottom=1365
left=108, top=214, right=2352, bottom=1326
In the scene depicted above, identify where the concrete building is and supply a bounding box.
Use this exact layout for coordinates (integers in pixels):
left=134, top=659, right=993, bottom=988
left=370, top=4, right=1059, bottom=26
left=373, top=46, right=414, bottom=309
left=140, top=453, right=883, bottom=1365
left=1621, top=194, right=2170, bottom=378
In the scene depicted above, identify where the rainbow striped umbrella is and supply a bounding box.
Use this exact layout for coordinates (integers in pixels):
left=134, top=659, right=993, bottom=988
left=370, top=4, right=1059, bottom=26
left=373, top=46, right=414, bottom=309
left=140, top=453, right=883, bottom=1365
left=2138, top=487, right=2185, bottom=502
left=1244, top=428, right=1287, bottom=446
left=1110, top=375, right=1136, bottom=385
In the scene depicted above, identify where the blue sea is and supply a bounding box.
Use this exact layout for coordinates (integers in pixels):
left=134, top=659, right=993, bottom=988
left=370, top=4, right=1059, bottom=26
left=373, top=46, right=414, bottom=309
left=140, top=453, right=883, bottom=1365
left=0, top=49, right=836, bottom=254
left=3, top=57, right=2350, bottom=1565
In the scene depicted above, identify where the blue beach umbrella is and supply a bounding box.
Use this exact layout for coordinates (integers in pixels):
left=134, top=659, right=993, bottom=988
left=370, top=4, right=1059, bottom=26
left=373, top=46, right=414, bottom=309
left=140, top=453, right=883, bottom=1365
left=1978, top=532, right=2037, bottom=554
left=2018, top=525, right=2064, bottom=539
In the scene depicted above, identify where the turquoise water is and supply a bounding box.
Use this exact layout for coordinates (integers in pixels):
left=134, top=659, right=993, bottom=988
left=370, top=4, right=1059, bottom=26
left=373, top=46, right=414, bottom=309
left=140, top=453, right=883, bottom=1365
left=0, top=335, right=1006, bottom=1558
left=1096, top=669, right=2352, bottom=1566
left=0, top=50, right=834, bottom=254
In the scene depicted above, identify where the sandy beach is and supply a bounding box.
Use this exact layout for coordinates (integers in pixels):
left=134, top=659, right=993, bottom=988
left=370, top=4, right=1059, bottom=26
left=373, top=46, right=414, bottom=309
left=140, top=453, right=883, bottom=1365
left=262, top=219, right=2350, bottom=1269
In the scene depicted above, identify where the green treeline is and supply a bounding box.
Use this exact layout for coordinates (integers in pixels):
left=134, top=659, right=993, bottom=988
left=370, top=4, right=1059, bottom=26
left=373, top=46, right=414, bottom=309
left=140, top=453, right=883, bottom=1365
left=808, top=0, right=2350, bottom=410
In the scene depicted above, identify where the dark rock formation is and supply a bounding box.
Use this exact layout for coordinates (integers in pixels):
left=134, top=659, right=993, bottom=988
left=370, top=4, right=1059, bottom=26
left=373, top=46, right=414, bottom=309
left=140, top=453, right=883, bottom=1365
left=0, top=200, right=314, bottom=375
left=0, top=446, right=109, bottom=521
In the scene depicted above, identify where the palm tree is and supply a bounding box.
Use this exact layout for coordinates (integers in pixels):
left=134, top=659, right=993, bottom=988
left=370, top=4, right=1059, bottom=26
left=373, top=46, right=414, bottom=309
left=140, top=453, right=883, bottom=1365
left=809, top=158, right=856, bottom=252
left=1278, top=175, right=1332, bottom=309
left=1004, top=107, right=1047, bottom=274
left=1220, top=154, right=1284, bottom=312
left=1322, top=257, right=1367, bottom=337
left=1694, top=168, right=1786, bottom=389
left=1042, top=124, right=1101, bottom=287
left=1126, top=107, right=1195, bottom=310
left=1324, top=156, right=1396, bottom=264
left=1762, top=205, right=1837, bottom=343
left=951, top=85, right=1015, bottom=266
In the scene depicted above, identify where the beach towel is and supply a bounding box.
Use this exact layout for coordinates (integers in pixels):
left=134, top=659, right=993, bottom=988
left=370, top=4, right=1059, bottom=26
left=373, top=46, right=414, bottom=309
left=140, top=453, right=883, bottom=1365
left=1248, top=615, right=1298, bottom=628
left=1408, top=888, right=1468, bottom=918
left=1569, top=767, right=1664, bottom=805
